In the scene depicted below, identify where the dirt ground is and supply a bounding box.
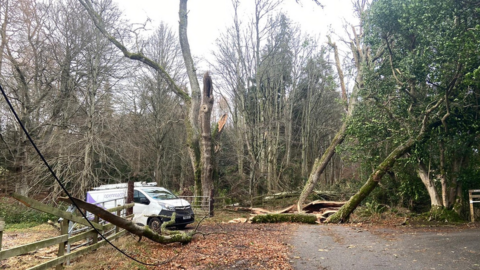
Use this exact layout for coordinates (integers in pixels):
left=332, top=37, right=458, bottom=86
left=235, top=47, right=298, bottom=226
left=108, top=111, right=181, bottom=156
left=1, top=224, right=61, bottom=269
left=290, top=223, right=480, bottom=270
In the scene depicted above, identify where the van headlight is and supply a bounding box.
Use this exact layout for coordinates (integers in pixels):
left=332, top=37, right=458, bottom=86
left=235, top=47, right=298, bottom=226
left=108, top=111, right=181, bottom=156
left=158, top=202, right=175, bottom=211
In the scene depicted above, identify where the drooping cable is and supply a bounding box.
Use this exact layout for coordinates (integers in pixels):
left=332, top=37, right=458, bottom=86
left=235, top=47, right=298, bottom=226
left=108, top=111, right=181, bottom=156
left=0, top=83, right=160, bottom=266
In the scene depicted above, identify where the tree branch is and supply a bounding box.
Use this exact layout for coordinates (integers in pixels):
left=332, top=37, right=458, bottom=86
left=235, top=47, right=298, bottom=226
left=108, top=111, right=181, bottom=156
left=77, top=0, right=190, bottom=102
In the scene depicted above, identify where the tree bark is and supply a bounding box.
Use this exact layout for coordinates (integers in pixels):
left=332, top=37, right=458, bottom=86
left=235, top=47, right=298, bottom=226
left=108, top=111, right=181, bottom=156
left=200, top=72, right=214, bottom=203
left=178, top=0, right=203, bottom=199
left=417, top=161, right=443, bottom=208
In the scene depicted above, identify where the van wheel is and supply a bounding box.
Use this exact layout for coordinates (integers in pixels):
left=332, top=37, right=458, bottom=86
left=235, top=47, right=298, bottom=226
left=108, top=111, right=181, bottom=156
left=148, top=218, right=162, bottom=233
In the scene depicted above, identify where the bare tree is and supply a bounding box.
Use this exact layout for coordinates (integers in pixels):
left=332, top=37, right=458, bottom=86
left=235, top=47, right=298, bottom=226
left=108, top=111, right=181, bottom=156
left=297, top=0, right=371, bottom=210
left=77, top=0, right=216, bottom=201
left=1, top=0, right=55, bottom=196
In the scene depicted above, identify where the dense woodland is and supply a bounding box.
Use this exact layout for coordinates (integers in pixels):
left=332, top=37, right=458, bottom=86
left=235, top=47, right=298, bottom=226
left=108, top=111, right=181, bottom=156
left=0, top=0, right=479, bottom=220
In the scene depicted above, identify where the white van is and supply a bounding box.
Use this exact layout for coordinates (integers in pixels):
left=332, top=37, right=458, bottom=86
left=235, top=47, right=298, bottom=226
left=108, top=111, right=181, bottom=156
left=86, top=182, right=195, bottom=230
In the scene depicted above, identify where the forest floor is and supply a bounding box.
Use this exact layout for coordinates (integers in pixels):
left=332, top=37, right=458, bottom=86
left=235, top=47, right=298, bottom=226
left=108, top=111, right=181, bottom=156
left=1, top=210, right=479, bottom=270
left=1, top=211, right=295, bottom=270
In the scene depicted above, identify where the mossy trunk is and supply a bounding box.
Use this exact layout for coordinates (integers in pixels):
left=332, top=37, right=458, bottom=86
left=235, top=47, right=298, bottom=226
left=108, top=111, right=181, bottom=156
left=252, top=213, right=317, bottom=224
left=327, top=137, right=416, bottom=223
left=192, top=140, right=201, bottom=204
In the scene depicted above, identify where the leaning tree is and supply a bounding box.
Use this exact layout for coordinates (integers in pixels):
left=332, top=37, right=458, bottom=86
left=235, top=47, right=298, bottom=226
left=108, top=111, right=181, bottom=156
left=328, top=0, right=480, bottom=222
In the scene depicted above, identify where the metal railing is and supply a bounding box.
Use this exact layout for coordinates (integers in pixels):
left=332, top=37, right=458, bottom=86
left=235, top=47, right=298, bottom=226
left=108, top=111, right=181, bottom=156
left=178, top=196, right=212, bottom=217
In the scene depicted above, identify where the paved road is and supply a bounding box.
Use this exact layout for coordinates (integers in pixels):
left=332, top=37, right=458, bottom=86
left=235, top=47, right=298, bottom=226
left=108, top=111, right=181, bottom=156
left=290, top=224, right=480, bottom=270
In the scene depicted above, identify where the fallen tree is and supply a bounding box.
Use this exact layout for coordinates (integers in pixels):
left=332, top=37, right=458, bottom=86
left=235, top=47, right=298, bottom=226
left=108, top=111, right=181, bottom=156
left=251, top=214, right=317, bottom=224
left=226, top=200, right=346, bottom=222
left=57, top=197, right=196, bottom=244
left=12, top=193, right=197, bottom=244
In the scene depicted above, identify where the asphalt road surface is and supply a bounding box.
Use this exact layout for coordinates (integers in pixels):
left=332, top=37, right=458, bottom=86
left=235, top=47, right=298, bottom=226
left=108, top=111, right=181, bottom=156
left=290, top=224, right=480, bottom=270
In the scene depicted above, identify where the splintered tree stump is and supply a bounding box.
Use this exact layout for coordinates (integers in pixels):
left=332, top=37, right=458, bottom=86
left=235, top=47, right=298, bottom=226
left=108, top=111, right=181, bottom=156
left=301, top=201, right=347, bottom=213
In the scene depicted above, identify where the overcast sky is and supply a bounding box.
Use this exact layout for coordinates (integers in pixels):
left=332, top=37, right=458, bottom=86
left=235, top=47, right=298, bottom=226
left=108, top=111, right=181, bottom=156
left=114, top=0, right=356, bottom=59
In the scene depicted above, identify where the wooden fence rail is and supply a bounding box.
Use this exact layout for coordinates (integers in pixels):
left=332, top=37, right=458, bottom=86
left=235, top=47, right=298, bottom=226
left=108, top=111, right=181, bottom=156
left=0, top=195, right=133, bottom=269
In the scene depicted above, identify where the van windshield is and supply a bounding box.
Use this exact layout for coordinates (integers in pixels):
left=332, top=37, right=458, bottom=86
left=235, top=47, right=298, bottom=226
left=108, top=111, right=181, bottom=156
left=143, top=188, right=178, bottom=200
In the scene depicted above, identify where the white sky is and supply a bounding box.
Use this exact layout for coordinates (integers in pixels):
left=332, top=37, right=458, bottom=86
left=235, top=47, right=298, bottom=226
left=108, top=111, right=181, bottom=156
left=114, top=0, right=356, bottom=59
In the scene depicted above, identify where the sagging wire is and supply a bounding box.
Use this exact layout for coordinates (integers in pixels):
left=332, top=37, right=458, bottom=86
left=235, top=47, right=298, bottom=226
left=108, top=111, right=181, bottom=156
left=0, top=83, right=162, bottom=267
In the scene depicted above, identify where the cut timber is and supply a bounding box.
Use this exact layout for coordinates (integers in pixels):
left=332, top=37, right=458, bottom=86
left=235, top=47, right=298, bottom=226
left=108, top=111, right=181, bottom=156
left=227, top=218, right=248, bottom=224
left=313, top=191, right=345, bottom=201
left=321, top=210, right=338, bottom=217
left=251, top=208, right=271, bottom=215
left=223, top=206, right=272, bottom=214
left=264, top=191, right=300, bottom=200
left=311, top=210, right=340, bottom=223
left=274, top=204, right=297, bottom=214
left=302, top=201, right=347, bottom=213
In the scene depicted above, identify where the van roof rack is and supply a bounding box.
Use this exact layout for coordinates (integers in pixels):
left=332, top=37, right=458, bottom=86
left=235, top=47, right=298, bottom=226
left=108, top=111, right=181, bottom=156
left=92, top=182, right=157, bottom=190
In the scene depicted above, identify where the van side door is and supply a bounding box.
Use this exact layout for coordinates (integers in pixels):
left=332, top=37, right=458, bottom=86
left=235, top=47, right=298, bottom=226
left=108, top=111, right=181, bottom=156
left=133, top=190, right=150, bottom=215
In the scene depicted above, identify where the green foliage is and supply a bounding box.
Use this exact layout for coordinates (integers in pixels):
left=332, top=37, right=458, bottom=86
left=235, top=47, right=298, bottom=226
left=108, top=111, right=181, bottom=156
left=336, top=0, right=480, bottom=215
left=426, top=207, right=463, bottom=222
left=458, top=168, right=480, bottom=192
left=251, top=213, right=317, bottom=224
left=397, top=174, right=429, bottom=210
left=0, top=197, right=56, bottom=228
left=364, top=201, right=387, bottom=215
left=329, top=178, right=364, bottom=201
left=456, top=168, right=480, bottom=218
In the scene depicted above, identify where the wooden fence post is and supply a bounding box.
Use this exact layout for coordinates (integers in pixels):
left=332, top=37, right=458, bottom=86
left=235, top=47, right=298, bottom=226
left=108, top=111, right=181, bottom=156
left=126, top=180, right=133, bottom=216
left=470, top=190, right=474, bottom=222
left=116, top=207, right=121, bottom=233
left=56, top=219, right=68, bottom=270
left=92, top=215, right=99, bottom=245
left=0, top=217, right=4, bottom=251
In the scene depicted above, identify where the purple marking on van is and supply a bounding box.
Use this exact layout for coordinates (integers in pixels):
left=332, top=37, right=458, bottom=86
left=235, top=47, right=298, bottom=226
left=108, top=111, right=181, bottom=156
left=86, top=192, right=95, bottom=204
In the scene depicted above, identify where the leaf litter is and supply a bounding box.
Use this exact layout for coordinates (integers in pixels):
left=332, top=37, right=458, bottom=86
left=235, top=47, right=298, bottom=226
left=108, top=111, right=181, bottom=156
left=67, top=223, right=296, bottom=270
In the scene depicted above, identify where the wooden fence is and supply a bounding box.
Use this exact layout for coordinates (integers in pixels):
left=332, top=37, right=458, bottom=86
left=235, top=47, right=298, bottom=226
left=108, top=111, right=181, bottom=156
left=469, top=189, right=480, bottom=222
left=0, top=194, right=133, bottom=270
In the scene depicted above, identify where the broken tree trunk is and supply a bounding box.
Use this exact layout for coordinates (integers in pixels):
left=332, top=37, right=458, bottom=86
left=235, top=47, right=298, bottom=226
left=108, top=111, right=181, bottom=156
left=57, top=197, right=195, bottom=244
left=199, top=72, right=214, bottom=206
left=11, top=193, right=195, bottom=244
left=301, top=201, right=346, bottom=213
